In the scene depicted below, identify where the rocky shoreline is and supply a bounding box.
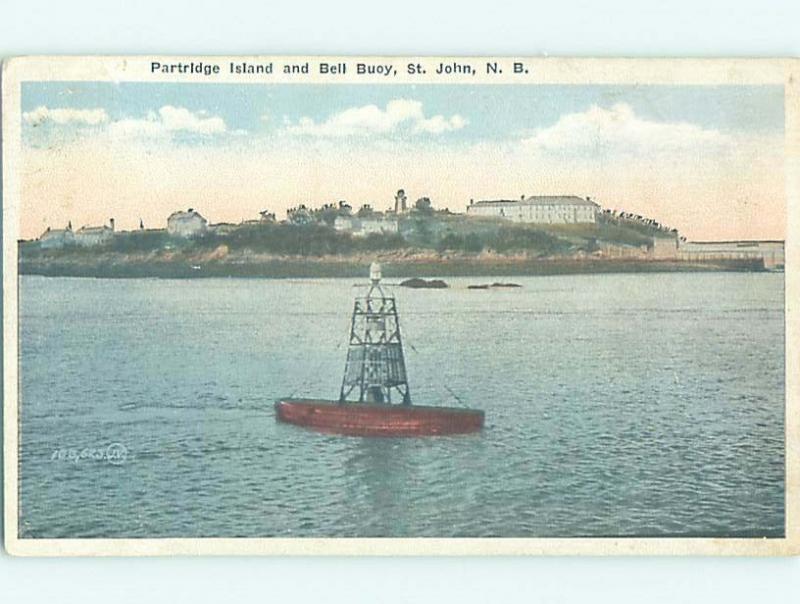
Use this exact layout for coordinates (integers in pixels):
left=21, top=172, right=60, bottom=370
left=18, top=249, right=767, bottom=279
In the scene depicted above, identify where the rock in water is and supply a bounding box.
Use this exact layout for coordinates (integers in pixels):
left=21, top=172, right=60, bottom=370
left=399, top=278, right=449, bottom=289
left=468, top=282, right=522, bottom=290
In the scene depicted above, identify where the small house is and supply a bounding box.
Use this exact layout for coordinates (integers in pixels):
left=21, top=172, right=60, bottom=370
left=167, top=208, right=208, bottom=238
left=39, top=226, right=75, bottom=249
left=74, top=219, right=115, bottom=247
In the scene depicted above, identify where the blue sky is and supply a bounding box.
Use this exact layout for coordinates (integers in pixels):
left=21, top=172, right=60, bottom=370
left=22, top=82, right=784, bottom=145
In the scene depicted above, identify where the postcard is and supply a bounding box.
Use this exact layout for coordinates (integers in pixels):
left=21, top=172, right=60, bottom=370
left=2, top=56, right=798, bottom=556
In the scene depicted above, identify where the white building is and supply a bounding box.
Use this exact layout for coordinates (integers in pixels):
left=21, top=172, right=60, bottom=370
left=209, top=223, right=238, bottom=236
left=167, top=209, right=208, bottom=238
left=467, top=195, right=601, bottom=224
left=74, top=219, right=115, bottom=247
left=39, top=227, right=75, bottom=249
left=334, top=215, right=399, bottom=237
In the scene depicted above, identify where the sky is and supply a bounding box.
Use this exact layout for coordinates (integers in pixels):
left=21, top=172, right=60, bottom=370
left=19, top=82, right=786, bottom=241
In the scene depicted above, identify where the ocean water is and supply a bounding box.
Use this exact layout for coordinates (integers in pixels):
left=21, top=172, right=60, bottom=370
left=18, top=272, right=785, bottom=538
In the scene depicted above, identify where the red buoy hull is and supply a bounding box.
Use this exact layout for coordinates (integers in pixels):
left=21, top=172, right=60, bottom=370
left=275, top=398, right=484, bottom=437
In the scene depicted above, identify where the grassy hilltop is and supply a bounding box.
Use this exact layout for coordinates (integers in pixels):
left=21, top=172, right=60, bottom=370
left=18, top=212, right=760, bottom=278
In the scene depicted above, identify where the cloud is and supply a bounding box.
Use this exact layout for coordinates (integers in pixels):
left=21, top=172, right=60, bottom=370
left=108, top=106, right=227, bottom=138
left=159, top=106, right=226, bottom=134
left=23, top=106, right=109, bottom=126
left=417, top=113, right=467, bottom=134
left=285, top=99, right=466, bottom=137
left=521, top=103, right=731, bottom=156
left=23, top=105, right=227, bottom=140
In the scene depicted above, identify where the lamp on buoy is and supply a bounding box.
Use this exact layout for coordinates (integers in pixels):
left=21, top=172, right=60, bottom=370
left=369, top=261, right=381, bottom=283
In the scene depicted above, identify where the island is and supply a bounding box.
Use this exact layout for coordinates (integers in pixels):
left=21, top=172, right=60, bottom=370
left=20, top=192, right=784, bottom=279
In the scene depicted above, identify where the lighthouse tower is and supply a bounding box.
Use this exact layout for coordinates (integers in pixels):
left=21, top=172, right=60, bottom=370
left=339, top=263, right=412, bottom=405
left=394, top=189, right=408, bottom=213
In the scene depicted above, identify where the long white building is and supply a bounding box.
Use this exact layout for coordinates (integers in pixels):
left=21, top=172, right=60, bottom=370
left=334, top=215, right=399, bottom=237
left=466, top=195, right=601, bottom=224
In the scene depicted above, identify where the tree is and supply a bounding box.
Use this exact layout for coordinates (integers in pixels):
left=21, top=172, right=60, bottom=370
left=414, top=197, right=433, bottom=214
left=313, top=203, right=340, bottom=226
left=356, top=204, right=375, bottom=218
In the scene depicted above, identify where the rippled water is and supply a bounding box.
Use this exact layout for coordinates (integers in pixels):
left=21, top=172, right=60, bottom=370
left=18, top=272, right=784, bottom=538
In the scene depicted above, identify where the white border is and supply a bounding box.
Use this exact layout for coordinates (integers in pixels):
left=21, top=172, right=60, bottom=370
left=3, top=56, right=798, bottom=556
